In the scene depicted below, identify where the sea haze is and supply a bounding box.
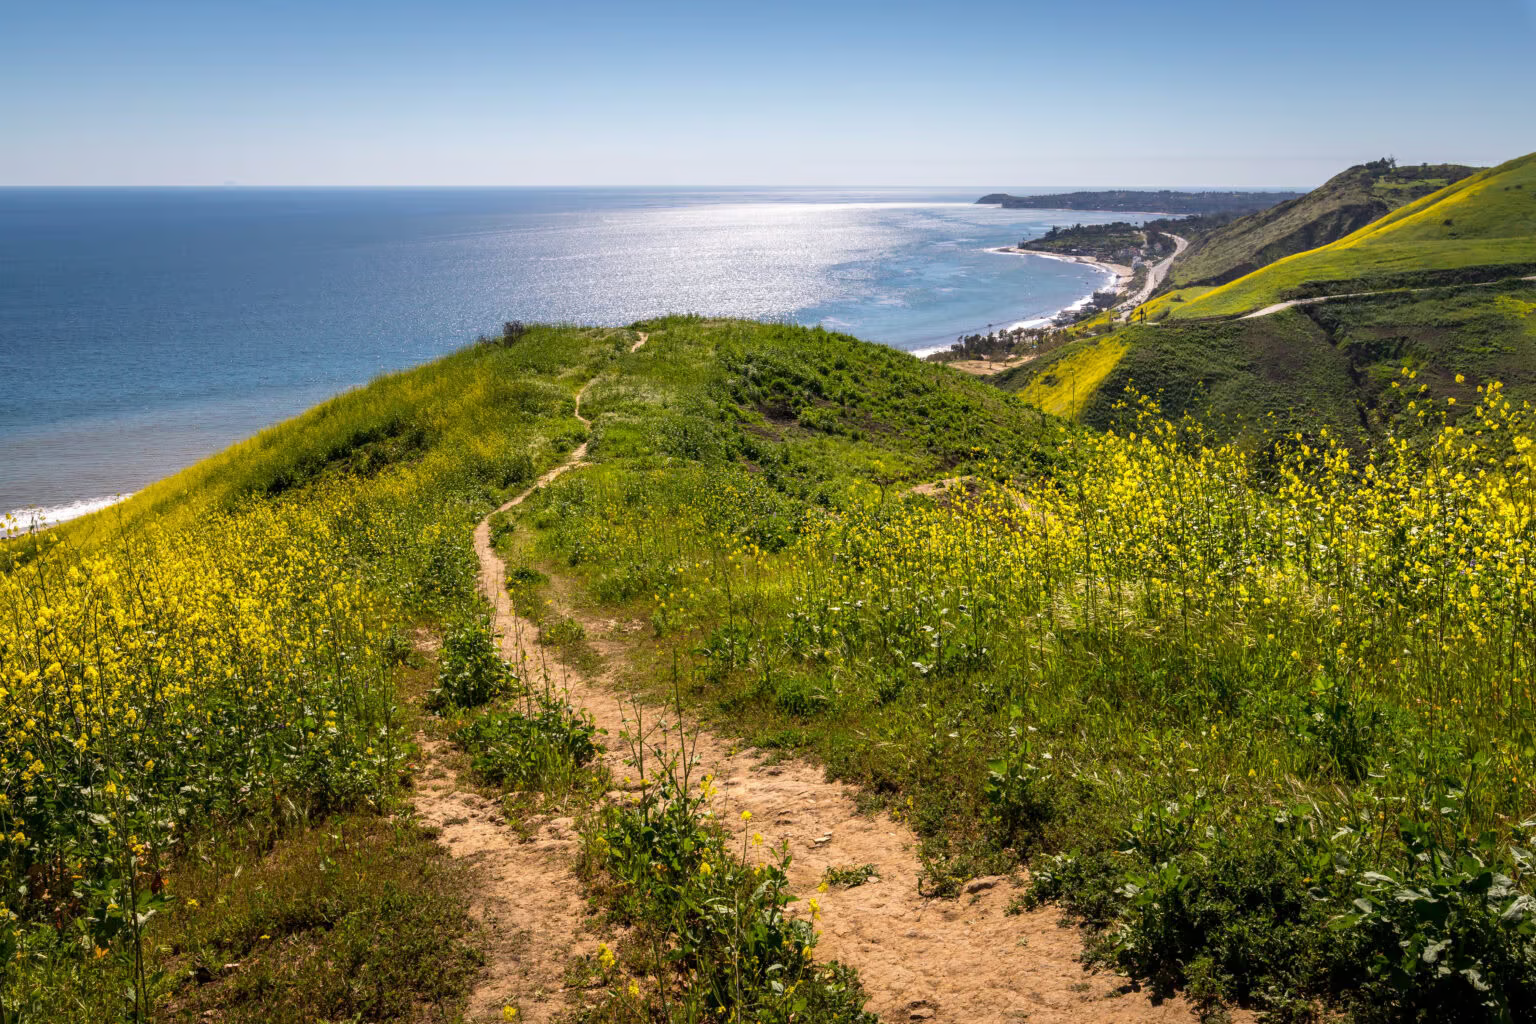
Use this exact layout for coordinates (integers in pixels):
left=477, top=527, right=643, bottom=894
left=0, top=187, right=1134, bottom=518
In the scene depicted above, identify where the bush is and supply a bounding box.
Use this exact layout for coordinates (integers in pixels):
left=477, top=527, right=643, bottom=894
left=429, top=615, right=513, bottom=711
left=1337, top=813, right=1536, bottom=1024
left=451, top=696, right=599, bottom=791
left=581, top=758, right=875, bottom=1022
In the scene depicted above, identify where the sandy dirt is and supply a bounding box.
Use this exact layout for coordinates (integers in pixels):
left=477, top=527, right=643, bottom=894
left=416, top=329, right=1223, bottom=1023
left=941, top=354, right=1038, bottom=376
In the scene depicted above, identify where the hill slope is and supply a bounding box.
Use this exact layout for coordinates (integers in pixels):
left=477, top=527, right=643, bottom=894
left=997, top=152, right=1536, bottom=433
left=1164, top=152, right=1536, bottom=319
left=9, top=318, right=1536, bottom=1021
left=1167, top=160, right=1478, bottom=288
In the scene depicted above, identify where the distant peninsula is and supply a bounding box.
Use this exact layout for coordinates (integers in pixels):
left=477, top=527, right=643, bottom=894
left=975, top=189, right=1304, bottom=215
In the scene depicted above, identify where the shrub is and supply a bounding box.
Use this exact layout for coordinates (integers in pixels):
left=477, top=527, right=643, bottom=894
left=451, top=696, right=599, bottom=791
left=429, top=615, right=513, bottom=710
left=581, top=740, right=874, bottom=1022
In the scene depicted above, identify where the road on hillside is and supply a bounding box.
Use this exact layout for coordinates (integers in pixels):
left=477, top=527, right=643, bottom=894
left=1240, top=275, right=1536, bottom=320
left=1119, top=234, right=1188, bottom=320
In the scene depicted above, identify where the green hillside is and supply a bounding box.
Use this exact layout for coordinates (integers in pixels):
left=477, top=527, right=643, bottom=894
left=1167, top=160, right=1477, bottom=288
left=996, top=151, right=1536, bottom=431
left=1165, top=152, right=1536, bottom=319
left=10, top=317, right=1536, bottom=1021
left=998, top=277, right=1536, bottom=432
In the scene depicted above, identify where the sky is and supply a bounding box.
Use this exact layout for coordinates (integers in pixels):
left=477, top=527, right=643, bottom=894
left=2, top=0, right=1533, bottom=188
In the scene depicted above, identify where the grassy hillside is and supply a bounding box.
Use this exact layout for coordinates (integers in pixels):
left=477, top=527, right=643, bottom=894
left=999, top=279, right=1536, bottom=433
left=10, top=314, right=1536, bottom=1021
left=0, top=326, right=632, bottom=1021
left=1167, top=160, right=1478, bottom=288
left=1165, top=152, right=1536, bottom=319
left=1, top=320, right=1059, bottom=1022
left=514, top=318, right=1536, bottom=1021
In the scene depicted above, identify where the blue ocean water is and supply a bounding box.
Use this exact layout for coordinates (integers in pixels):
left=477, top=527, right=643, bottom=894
left=0, top=187, right=1131, bottom=517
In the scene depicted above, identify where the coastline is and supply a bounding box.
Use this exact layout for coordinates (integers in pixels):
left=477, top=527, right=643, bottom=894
left=909, top=247, right=1125, bottom=362
left=993, top=246, right=1134, bottom=295
left=910, top=247, right=1128, bottom=370
left=2, top=493, right=129, bottom=538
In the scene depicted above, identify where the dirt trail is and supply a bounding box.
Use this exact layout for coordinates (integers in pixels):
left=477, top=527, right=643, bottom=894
left=422, top=329, right=1208, bottom=1023
left=408, top=348, right=632, bottom=1023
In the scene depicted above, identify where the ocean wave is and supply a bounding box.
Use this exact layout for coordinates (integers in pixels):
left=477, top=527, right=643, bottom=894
left=908, top=345, right=950, bottom=359
left=2, top=494, right=130, bottom=537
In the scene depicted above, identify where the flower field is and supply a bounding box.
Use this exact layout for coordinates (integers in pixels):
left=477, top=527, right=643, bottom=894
left=0, top=324, right=624, bottom=1020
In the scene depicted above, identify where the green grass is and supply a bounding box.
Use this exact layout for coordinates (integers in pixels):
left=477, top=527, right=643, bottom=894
left=11, top=813, right=483, bottom=1024
left=1002, top=281, right=1536, bottom=433
left=1170, top=153, right=1536, bottom=318
left=155, top=815, right=482, bottom=1024
left=1168, top=161, right=1479, bottom=289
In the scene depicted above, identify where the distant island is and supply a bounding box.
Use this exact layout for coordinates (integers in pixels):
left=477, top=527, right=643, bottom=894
left=975, top=188, right=1304, bottom=214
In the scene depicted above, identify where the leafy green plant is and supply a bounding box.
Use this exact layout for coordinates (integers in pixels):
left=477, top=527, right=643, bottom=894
left=577, top=699, right=875, bottom=1023
left=538, top=616, right=586, bottom=646
left=821, top=864, right=878, bottom=889
left=429, top=614, right=513, bottom=710
left=451, top=696, right=599, bottom=791
left=1335, top=808, right=1536, bottom=1023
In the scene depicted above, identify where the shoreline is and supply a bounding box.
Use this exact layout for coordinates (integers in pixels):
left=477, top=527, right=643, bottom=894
left=909, top=247, right=1127, bottom=363
left=2, top=493, right=130, bottom=538
left=993, top=245, right=1135, bottom=295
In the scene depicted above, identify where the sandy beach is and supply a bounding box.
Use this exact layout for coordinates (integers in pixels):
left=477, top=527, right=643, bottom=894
left=994, top=246, right=1135, bottom=294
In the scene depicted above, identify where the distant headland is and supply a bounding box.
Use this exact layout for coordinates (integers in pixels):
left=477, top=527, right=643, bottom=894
left=975, top=189, right=1304, bottom=215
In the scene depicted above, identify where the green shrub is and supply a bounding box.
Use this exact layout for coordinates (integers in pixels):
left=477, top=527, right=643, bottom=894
left=451, top=696, right=599, bottom=791
left=582, top=761, right=874, bottom=1022
left=429, top=615, right=513, bottom=711
left=538, top=617, right=586, bottom=646
left=1336, top=812, right=1536, bottom=1024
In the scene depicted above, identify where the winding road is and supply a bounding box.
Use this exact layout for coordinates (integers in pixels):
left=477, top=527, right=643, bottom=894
left=1118, top=233, right=1187, bottom=320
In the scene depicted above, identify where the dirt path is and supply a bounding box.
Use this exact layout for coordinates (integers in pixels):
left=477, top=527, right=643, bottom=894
left=408, top=344, right=639, bottom=1023
left=422, top=328, right=1208, bottom=1024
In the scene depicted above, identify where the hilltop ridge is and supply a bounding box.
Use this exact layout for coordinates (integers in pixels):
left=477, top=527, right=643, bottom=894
left=1167, top=159, right=1479, bottom=288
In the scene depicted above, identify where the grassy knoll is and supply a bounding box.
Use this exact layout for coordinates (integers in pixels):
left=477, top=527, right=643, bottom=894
left=1165, top=153, right=1536, bottom=320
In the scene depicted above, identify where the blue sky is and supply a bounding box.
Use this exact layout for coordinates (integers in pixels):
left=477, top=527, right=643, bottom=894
left=2, top=0, right=1532, bottom=187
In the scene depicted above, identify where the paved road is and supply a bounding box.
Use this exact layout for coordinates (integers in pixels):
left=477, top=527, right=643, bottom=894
left=1119, top=233, right=1187, bottom=320
left=1240, top=275, right=1536, bottom=320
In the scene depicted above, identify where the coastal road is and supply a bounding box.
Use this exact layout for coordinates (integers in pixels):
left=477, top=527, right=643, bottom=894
left=1119, top=233, right=1187, bottom=320
left=1240, top=275, right=1536, bottom=320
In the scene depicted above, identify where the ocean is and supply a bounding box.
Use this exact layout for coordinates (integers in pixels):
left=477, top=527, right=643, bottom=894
left=0, top=187, right=1133, bottom=523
